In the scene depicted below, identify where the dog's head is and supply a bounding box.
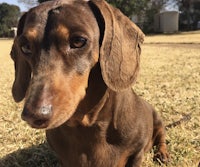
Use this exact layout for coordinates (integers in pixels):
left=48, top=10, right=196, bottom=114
left=11, top=0, right=144, bottom=129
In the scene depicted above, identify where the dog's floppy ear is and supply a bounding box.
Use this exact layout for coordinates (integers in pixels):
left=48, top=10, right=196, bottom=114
left=89, top=0, right=144, bottom=91
left=10, top=13, right=32, bottom=102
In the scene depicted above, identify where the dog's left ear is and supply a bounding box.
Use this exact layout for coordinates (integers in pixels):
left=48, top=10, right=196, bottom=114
left=10, top=13, right=32, bottom=102
left=89, top=0, right=144, bottom=91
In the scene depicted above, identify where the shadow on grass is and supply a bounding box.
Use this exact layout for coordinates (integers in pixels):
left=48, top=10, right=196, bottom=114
left=0, top=142, right=60, bottom=167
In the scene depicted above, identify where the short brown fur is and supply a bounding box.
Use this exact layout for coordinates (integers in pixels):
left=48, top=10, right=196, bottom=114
left=10, top=0, right=169, bottom=166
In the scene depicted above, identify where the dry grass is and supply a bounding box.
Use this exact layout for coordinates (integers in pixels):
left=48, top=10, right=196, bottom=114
left=0, top=32, right=200, bottom=167
left=138, top=37, right=200, bottom=167
left=145, top=30, right=200, bottom=44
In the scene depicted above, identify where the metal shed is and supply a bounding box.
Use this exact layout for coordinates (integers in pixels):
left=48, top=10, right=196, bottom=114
left=154, top=11, right=179, bottom=33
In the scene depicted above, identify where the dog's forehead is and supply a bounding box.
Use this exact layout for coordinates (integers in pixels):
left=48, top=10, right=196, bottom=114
left=25, top=0, right=76, bottom=22
left=23, top=0, right=92, bottom=38
left=27, top=0, right=90, bottom=18
left=48, top=3, right=95, bottom=25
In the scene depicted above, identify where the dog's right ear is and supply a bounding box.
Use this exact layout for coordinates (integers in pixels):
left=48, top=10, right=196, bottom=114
left=89, top=0, right=144, bottom=92
left=10, top=13, right=32, bottom=102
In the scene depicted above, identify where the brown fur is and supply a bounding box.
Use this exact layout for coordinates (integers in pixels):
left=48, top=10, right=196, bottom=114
left=10, top=0, right=169, bottom=166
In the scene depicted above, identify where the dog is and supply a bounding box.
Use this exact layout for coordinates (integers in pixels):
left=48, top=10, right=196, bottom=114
left=10, top=0, right=169, bottom=166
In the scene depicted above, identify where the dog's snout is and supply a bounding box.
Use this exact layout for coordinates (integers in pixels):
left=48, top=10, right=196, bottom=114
left=22, top=105, right=53, bottom=128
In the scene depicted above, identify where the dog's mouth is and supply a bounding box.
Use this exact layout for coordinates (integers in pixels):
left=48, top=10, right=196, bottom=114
left=32, top=119, right=50, bottom=129
left=21, top=114, right=50, bottom=129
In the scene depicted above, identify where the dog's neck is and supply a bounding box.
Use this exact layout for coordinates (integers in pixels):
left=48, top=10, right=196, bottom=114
left=65, top=63, right=110, bottom=127
left=62, top=63, right=135, bottom=128
left=80, top=88, right=110, bottom=126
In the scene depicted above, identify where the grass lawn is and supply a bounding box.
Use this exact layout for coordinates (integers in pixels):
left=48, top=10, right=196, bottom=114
left=0, top=32, right=199, bottom=167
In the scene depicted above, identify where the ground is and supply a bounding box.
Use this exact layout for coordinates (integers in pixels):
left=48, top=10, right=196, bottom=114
left=0, top=32, right=199, bottom=167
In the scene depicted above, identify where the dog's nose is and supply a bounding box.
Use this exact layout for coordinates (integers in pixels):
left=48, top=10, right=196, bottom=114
left=39, top=105, right=53, bottom=118
left=22, top=105, right=53, bottom=128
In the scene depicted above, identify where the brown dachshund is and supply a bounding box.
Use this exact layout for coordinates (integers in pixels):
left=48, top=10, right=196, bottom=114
left=10, top=0, right=169, bottom=166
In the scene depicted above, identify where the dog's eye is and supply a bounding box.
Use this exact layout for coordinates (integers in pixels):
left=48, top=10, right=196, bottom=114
left=70, top=37, right=87, bottom=48
left=21, top=44, right=32, bottom=55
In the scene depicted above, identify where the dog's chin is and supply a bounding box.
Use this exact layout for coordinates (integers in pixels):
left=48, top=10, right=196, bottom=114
left=44, top=120, right=67, bottom=130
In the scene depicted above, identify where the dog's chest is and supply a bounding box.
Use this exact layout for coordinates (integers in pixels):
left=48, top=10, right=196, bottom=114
left=47, top=122, right=133, bottom=167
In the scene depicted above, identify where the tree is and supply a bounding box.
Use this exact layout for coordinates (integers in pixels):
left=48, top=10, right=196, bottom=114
left=17, top=0, right=50, bottom=7
left=175, top=0, right=200, bottom=30
left=0, top=3, right=20, bottom=37
left=18, top=0, right=38, bottom=9
left=143, top=0, right=168, bottom=32
left=107, top=0, right=168, bottom=32
left=176, top=0, right=192, bottom=30
left=107, top=0, right=149, bottom=18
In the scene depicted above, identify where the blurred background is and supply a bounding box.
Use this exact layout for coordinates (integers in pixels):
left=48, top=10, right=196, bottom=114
left=0, top=0, right=200, bottom=37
